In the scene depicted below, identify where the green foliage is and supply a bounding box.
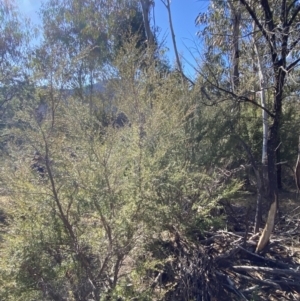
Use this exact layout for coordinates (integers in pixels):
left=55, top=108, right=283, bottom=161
left=0, top=38, right=241, bottom=300
left=3, top=0, right=300, bottom=299
left=0, top=1, right=33, bottom=152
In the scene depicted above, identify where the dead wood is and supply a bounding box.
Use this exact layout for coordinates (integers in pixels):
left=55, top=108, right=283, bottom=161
left=256, top=198, right=277, bottom=252
left=235, top=272, right=281, bottom=288
left=148, top=200, right=300, bottom=301
left=216, top=271, right=248, bottom=300
left=232, top=266, right=300, bottom=278
left=237, top=245, right=292, bottom=269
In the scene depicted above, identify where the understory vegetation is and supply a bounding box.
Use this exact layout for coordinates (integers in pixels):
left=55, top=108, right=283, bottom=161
left=0, top=0, right=300, bottom=300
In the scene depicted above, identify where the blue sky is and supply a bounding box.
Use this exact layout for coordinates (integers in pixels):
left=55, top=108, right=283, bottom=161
left=16, top=0, right=209, bottom=77
left=154, top=0, right=209, bottom=77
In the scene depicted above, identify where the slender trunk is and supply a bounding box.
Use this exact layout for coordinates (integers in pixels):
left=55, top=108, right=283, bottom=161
left=267, top=123, right=278, bottom=199
left=277, top=145, right=282, bottom=190
left=140, top=0, right=155, bottom=47
left=236, top=135, right=263, bottom=233
left=256, top=67, right=285, bottom=251
left=238, top=0, right=300, bottom=252
left=163, top=0, right=183, bottom=79
left=89, top=68, right=93, bottom=116
left=295, top=135, right=300, bottom=192
left=253, top=24, right=269, bottom=187
left=229, top=1, right=241, bottom=92
left=252, top=21, right=269, bottom=231
left=255, top=29, right=287, bottom=249
left=268, top=66, right=285, bottom=201
left=254, top=170, right=263, bottom=233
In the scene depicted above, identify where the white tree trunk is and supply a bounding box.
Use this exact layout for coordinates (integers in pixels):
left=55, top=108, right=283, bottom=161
left=161, top=0, right=184, bottom=79
left=252, top=22, right=269, bottom=233
left=253, top=24, right=268, bottom=179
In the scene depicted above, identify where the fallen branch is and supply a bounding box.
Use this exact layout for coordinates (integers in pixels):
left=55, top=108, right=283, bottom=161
left=216, top=271, right=248, bottom=300
left=237, top=245, right=293, bottom=269
left=199, top=234, right=225, bottom=245
left=232, top=265, right=300, bottom=278
left=235, top=273, right=281, bottom=289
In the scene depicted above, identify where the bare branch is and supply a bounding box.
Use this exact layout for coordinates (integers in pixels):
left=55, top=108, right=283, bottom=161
left=204, top=78, right=275, bottom=118
left=287, top=0, right=299, bottom=15
left=260, top=0, right=275, bottom=32
left=288, top=37, right=300, bottom=54
left=161, top=0, right=185, bottom=82
left=288, top=2, right=300, bottom=26
left=140, top=0, right=155, bottom=47
left=239, top=0, right=271, bottom=48
left=280, top=0, right=287, bottom=23
left=287, top=57, right=300, bottom=72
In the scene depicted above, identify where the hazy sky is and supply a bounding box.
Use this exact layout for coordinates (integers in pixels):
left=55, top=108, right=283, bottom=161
left=16, top=0, right=209, bottom=77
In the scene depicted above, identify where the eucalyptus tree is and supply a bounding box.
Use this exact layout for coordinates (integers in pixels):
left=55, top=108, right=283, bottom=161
left=240, top=0, right=300, bottom=251
left=37, top=0, right=110, bottom=106
left=0, top=0, right=32, bottom=148
left=195, top=0, right=260, bottom=193
left=140, top=0, right=155, bottom=48
left=197, top=0, right=300, bottom=250
left=196, top=0, right=246, bottom=93
left=244, top=0, right=300, bottom=185
left=36, top=0, right=148, bottom=111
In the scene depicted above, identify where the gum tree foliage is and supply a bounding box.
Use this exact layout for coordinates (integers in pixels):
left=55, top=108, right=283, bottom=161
left=37, top=0, right=147, bottom=91
left=0, top=1, right=33, bottom=150
left=31, top=0, right=152, bottom=131
left=196, top=0, right=300, bottom=246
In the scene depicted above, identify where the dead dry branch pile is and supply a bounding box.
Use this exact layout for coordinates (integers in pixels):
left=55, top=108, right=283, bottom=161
left=150, top=207, right=300, bottom=301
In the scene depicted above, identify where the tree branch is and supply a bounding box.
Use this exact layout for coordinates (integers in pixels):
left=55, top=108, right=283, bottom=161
left=287, top=0, right=299, bottom=15
left=233, top=265, right=300, bottom=278
left=288, top=37, right=300, bottom=54
left=287, top=57, right=300, bottom=72
left=288, top=2, right=300, bottom=26
left=260, top=0, right=275, bottom=31
left=140, top=0, right=155, bottom=47
left=161, top=0, right=185, bottom=82
left=280, top=0, right=287, bottom=23
left=205, top=79, right=275, bottom=118
left=239, top=0, right=271, bottom=49
left=41, top=130, right=77, bottom=243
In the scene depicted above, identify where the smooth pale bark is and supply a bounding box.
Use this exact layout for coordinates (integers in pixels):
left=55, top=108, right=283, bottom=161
left=252, top=22, right=269, bottom=233
left=253, top=45, right=268, bottom=177
left=161, top=0, right=183, bottom=78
